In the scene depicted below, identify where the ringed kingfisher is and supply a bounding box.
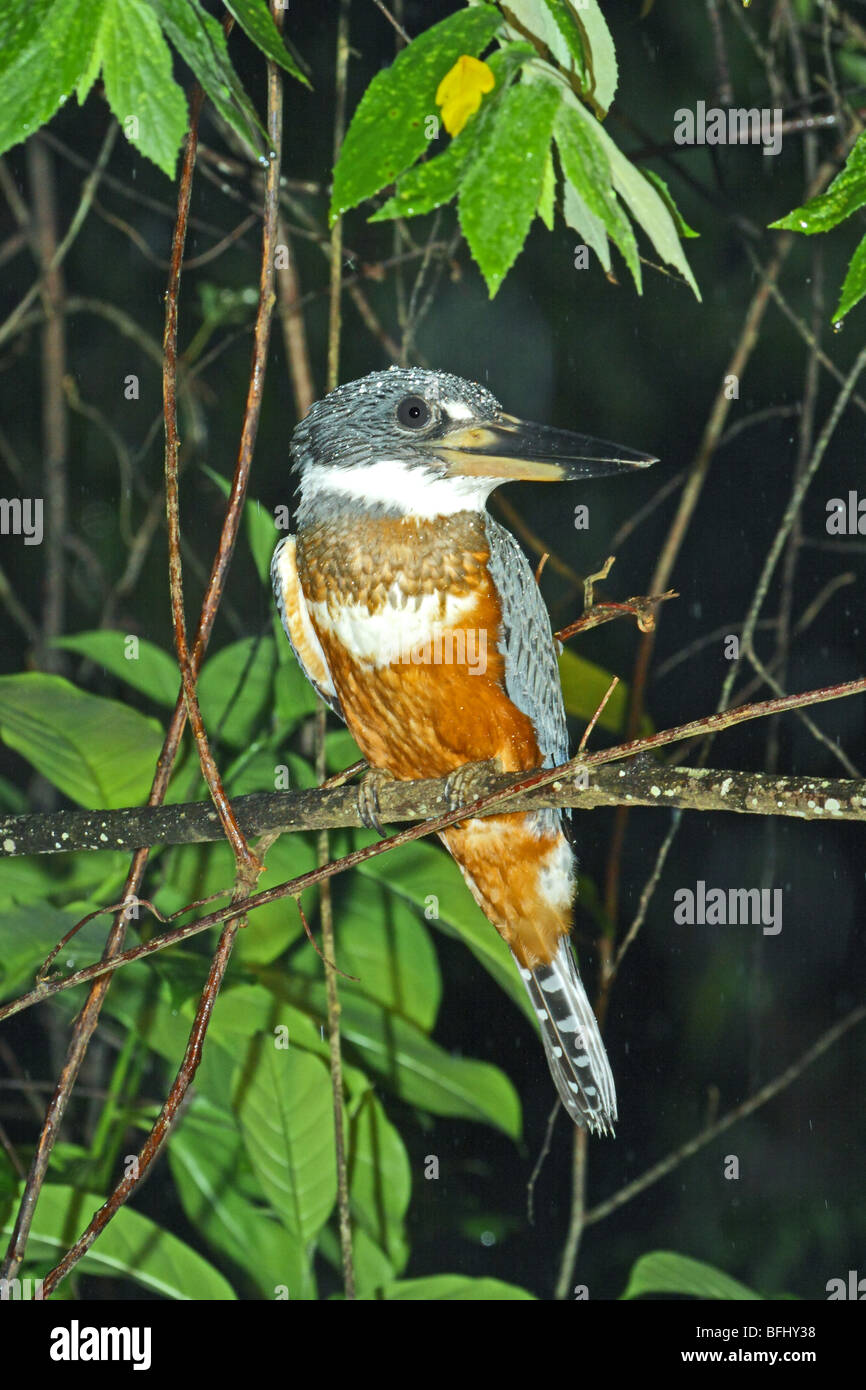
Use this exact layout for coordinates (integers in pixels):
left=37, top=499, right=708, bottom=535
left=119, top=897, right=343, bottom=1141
left=271, top=367, right=655, bottom=1136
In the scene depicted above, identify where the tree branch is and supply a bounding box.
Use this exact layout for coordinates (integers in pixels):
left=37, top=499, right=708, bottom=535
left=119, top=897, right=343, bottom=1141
left=2, top=756, right=864, bottom=859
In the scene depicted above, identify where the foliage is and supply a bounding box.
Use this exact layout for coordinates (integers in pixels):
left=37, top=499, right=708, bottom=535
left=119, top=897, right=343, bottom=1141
left=0, top=0, right=861, bottom=1306
left=770, top=129, right=866, bottom=324
left=0, top=0, right=305, bottom=178
left=335, top=1, right=699, bottom=297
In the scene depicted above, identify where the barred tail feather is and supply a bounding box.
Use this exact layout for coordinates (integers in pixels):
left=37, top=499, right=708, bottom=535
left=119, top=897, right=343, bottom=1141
left=514, top=939, right=617, bottom=1137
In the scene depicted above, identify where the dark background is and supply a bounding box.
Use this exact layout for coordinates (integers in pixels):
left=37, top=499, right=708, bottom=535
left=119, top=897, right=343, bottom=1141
left=0, top=0, right=864, bottom=1300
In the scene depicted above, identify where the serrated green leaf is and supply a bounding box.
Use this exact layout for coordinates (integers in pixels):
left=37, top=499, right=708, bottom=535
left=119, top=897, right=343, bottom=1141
left=223, top=0, right=308, bottom=85
left=53, top=630, right=181, bottom=706
left=236, top=1045, right=337, bottom=1246
left=574, top=0, right=619, bottom=115
left=459, top=80, right=561, bottom=295
left=770, top=131, right=866, bottom=234
left=99, top=0, right=189, bottom=178
left=371, top=41, right=534, bottom=222
left=503, top=0, right=617, bottom=114
left=540, top=0, right=587, bottom=84
left=0, top=1, right=56, bottom=78
left=833, top=229, right=866, bottom=322
left=565, top=94, right=700, bottom=297
left=622, top=1251, right=762, bottom=1301
left=0, top=673, right=164, bottom=808
left=379, top=1274, right=535, bottom=1300
left=148, top=0, right=266, bottom=153
left=563, top=179, right=611, bottom=271
left=537, top=146, right=556, bottom=229
left=331, top=4, right=502, bottom=221
left=371, top=138, right=475, bottom=222
left=0, top=1183, right=235, bottom=1298
left=642, top=169, right=699, bottom=237
left=0, top=0, right=105, bottom=160
left=554, top=102, right=639, bottom=287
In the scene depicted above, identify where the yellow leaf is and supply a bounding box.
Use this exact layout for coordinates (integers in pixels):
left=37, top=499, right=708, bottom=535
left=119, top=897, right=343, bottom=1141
left=435, top=54, right=495, bottom=137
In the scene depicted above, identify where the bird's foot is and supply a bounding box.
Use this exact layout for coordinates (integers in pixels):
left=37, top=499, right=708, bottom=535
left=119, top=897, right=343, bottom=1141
left=356, top=765, right=396, bottom=836
left=443, top=757, right=503, bottom=814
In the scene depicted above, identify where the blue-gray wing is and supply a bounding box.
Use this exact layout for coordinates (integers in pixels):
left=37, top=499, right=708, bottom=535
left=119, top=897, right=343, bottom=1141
left=484, top=515, right=569, bottom=770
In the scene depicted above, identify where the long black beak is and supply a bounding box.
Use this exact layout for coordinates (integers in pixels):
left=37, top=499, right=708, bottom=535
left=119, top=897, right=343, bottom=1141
left=429, top=411, right=657, bottom=481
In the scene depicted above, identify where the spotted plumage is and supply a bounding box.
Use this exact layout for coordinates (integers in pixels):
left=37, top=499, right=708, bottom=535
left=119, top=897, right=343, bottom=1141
left=272, top=367, right=655, bottom=1135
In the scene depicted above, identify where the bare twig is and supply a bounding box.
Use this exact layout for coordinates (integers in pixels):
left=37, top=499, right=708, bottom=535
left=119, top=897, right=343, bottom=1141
left=319, top=0, right=356, bottom=1304
left=582, top=1004, right=866, bottom=1231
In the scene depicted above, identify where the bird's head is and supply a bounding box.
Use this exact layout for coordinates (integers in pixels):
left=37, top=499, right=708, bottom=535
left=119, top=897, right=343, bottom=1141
left=291, top=366, right=656, bottom=524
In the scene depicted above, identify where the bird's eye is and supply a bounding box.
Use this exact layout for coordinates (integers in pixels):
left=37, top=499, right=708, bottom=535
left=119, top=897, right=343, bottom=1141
left=396, top=395, right=432, bottom=429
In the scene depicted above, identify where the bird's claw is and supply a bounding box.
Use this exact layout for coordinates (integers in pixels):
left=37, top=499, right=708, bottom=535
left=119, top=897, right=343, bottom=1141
left=443, top=757, right=502, bottom=814
left=356, top=766, right=395, bottom=836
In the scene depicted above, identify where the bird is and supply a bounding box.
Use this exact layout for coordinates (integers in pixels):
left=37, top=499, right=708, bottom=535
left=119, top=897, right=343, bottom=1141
left=271, top=366, right=655, bottom=1136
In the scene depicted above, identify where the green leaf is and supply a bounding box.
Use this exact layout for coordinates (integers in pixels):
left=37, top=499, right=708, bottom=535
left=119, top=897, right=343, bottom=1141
left=197, top=636, right=277, bottom=747
left=356, top=840, right=534, bottom=1026
left=247, top=498, right=279, bottom=583
left=292, top=875, right=441, bottom=1030
left=558, top=649, right=652, bottom=736
left=503, top=0, right=617, bottom=114
left=833, top=229, right=866, bottom=322
left=537, top=146, right=556, bottom=230
left=0, top=902, right=112, bottom=1000
left=273, top=635, right=322, bottom=730
left=540, top=0, right=587, bottom=85
left=562, top=179, right=611, bottom=272
left=565, top=94, right=700, bottom=297
left=622, top=1251, right=762, bottom=1301
left=370, top=138, right=475, bottom=222
left=0, top=673, right=164, bottom=808
left=0, top=846, right=129, bottom=910
left=205, top=983, right=372, bottom=1098
left=459, top=79, right=561, bottom=295
left=0, top=0, right=105, bottom=161
left=0, top=1, right=56, bottom=78
left=166, top=832, right=315, bottom=967
left=370, top=41, right=535, bottom=223
left=642, top=169, right=699, bottom=238
left=770, top=131, right=866, bottom=234
left=235, top=1045, right=337, bottom=1246
left=223, top=0, right=308, bottom=86
left=349, top=1092, right=411, bottom=1279
left=380, top=1274, right=535, bottom=1300
left=573, top=0, right=619, bottom=115
left=554, top=102, right=639, bottom=288
left=53, top=630, right=180, bottom=706
left=168, top=1097, right=315, bottom=1298
left=285, top=977, right=522, bottom=1137
left=203, top=465, right=285, bottom=613
left=98, top=0, right=190, bottom=178
left=330, top=3, right=502, bottom=221
left=148, top=0, right=266, bottom=153
left=0, top=1183, right=235, bottom=1298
